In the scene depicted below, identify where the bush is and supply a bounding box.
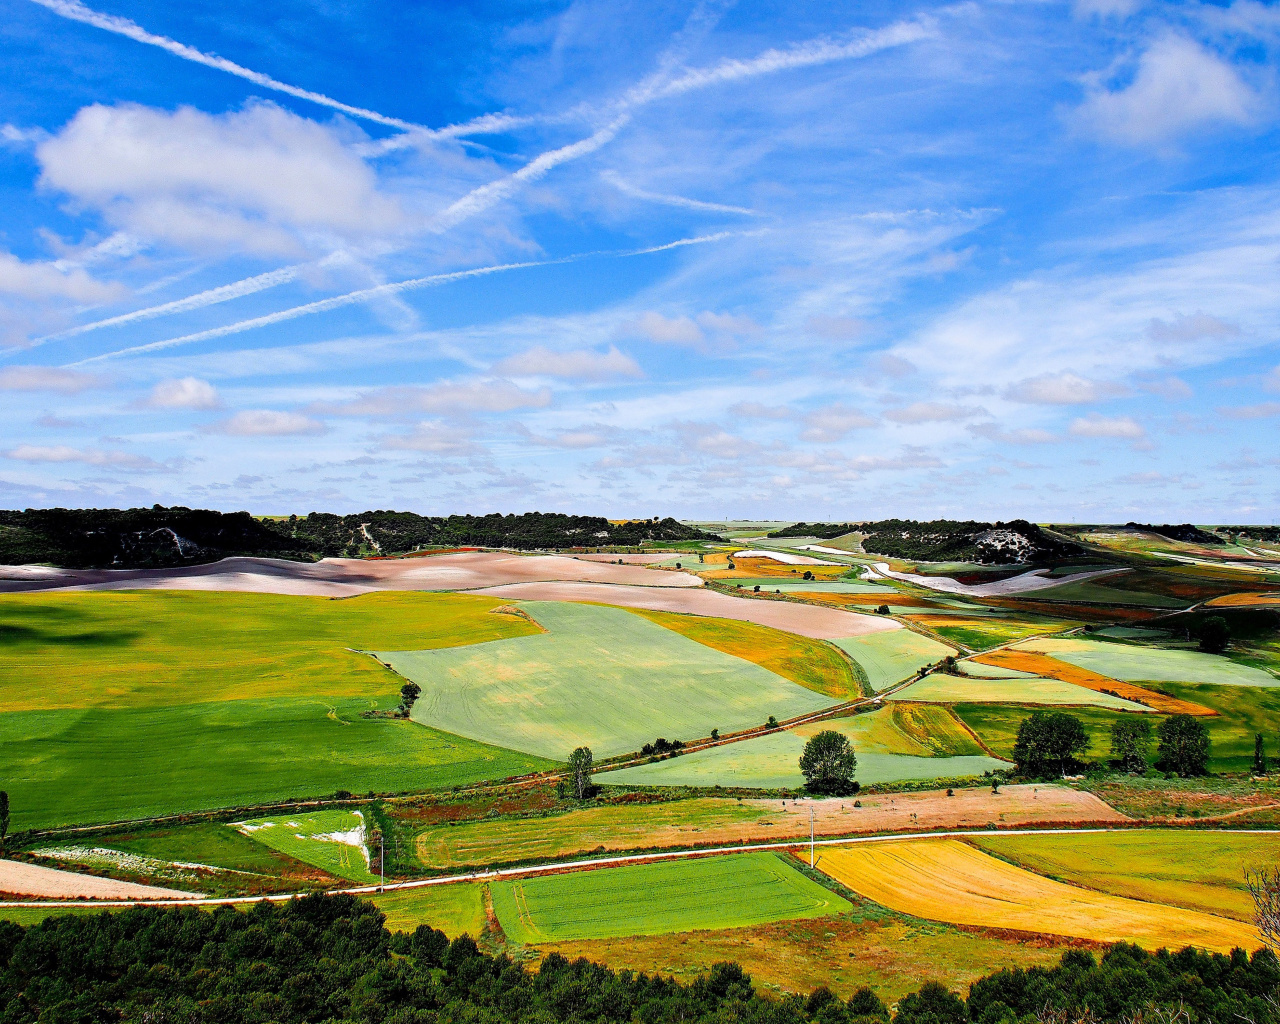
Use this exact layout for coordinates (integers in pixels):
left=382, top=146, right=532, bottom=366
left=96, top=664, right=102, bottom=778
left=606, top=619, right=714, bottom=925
left=1157, top=714, right=1210, bottom=776
left=896, top=981, right=968, bottom=1024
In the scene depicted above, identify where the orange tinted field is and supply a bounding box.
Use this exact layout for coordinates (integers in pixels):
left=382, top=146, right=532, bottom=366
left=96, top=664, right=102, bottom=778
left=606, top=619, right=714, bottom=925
left=703, top=558, right=850, bottom=580
left=973, top=650, right=1217, bottom=716
left=1207, top=593, right=1280, bottom=607
left=797, top=592, right=939, bottom=608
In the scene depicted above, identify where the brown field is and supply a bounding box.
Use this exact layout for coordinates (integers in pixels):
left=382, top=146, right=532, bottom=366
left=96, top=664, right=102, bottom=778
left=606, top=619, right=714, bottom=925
left=973, top=650, right=1216, bottom=716
left=413, top=786, right=1126, bottom=871
left=0, top=859, right=196, bottom=900
left=814, top=839, right=1259, bottom=953
left=702, top=558, right=850, bottom=580
left=0, top=551, right=703, bottom=597
left=469, top=581, right=899, bottom=638
left=1207, top=592, right=1280, bottom=607
left=980, top=597, right=1160, bottom=623
left=532, top=913, right=1073, bottom=1003
left=795, top=593, right=940, bottom=609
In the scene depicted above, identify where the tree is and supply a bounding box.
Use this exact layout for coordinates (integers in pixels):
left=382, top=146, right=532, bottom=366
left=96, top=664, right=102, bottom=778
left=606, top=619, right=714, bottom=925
left=1246, top=865, right=1280, bottom=953
left=847, top=987, right=889, bottom=1022
left=1198, top=615, right=1230, bottom=654
left=1157, top=714, right=1209, bottom=776
left=1256, top=733, right=1269, bottom=776
left=1012, top=712, right=1088, bottom=777
left=0, top=791, right=7, bottom=853
left=895, top=981, right=969, bottom=1024
left=399, top=682, right=421, bottom=714
left=799, top=730, right=857, bottom=795
left=1110, top=718, right=1152, bottom=772
left=567, top=746, right=593, bottom=798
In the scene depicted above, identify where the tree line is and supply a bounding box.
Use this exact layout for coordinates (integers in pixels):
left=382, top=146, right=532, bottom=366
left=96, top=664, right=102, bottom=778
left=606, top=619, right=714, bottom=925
left=1012, top=711, right=1212, bottom=777
left=0, top=896, right=1275, bottom=1024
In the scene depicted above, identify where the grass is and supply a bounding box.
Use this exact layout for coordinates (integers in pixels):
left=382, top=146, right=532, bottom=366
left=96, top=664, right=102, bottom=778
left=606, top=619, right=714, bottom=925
left=912, top=617, right=1060, bottom=652
left=370, top=882, right=488, bottom=936
left=0, top=590, right=554, bottom=829
left=832, top=631, right=956, bottom=691
left=1031, top=580, right=1189, bottom=608
left=0, top=698, right=552, bottom=831
left=972, top=830, right=1280, bottom=922
left=629, top=609, right=863, bottom=699
left=1020, top=638, right=1280, bottom=687
left=384, top=601, right=835, bottom=760
left=0, top=590, right=540, bottom=712
left=878, top=704, right=987, bottom=757
left=599, top=717, right=1005, bottom=790
left=952, top=703, right=1137, bottom=761
left=236, top=809, right=377, bottom=883
left=891, top=674, right=1152, bottom=711
left=974, top=650, right=1216, bottom=715
left=813, top=839, right=1258, bottom=953
left=491, top=852, right=850, bottom=942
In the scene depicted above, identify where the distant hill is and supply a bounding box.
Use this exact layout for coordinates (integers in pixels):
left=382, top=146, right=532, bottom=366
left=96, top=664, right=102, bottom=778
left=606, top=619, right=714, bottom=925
left=1122, top=522, right=1225, bottom=546
left=769, top=518, right=1083, bottom=565
left=0, top=507, right=714, bottom=569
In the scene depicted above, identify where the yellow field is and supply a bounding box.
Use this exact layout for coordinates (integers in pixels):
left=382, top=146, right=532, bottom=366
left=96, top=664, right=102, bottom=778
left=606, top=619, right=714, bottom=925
left=630, top=609, right=862, bottom=699
left=1207, top=593, right=1280, bottom=607
left=370, top=881, right=488, bottom=936
left=973, top=831, right=1280, bottom=922
left=814, top=838, right=1259, bottom=953
left=792, top=705, right=983, bottom=757
left=701, top=558, right=850, bottom=580
left=973, top=650, right=1216, bottom=716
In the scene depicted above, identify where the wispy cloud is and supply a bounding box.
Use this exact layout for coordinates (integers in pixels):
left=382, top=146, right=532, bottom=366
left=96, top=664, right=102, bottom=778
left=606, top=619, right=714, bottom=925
left=601, top=170, right=758, bottom=216
left=5, top=443, right=164, bottom=470
left=0, top=365, right=101, bottom=392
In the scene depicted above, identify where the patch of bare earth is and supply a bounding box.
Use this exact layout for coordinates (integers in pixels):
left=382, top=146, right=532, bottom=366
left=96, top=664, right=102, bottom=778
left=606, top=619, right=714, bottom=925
left=0, top=859, right=195, bottom=900
left=1083, top=777, right=1280, bottom=821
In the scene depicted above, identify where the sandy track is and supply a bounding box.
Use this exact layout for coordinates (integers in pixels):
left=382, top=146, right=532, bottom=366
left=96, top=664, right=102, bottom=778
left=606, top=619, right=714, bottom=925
left=732, top=550, right=840, bottom=566
left=0, top=859, right=195, bottom=900
left=870, top=563, right=1128, bottom=597
left=469, top=581, right=900, bottom=638
left=0, top=552, right=702, bottom=598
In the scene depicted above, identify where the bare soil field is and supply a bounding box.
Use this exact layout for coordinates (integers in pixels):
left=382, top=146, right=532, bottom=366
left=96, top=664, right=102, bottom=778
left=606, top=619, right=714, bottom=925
left=469, top=582, right=899, bottom=638
left=0, top=859, right=196, bottom=900
left=0, top=551, right=701, bottom=598
left=871, top=564, right=1128, bottom=597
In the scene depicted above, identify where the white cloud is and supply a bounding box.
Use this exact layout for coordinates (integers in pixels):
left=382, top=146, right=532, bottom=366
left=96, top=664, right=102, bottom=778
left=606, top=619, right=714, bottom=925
left=215, top=410, right=325, bottom=436
left=801, top=403, right=876, bottom=441
left=494, top=346, right=642, bottom=381
left=0, top=250, right=123, bottom=303
left=1220, top=402, right=1280, bottom=419
left=381, top=420, right=480, bottom=456
left=1005, top=372, right=1124, bottom=405
left=526, top=426, right=613, bottom=449
left=37, top=101, right=404, bottom=257
left=4, top=444, right=162, bottom=470
left=622, top=310, right=758, bottom=350
left=1141, top=376, right=1193, bottom=400
left=969, top=423, right=1059, bottom=445
left=0, top=366, right=100, bottom=392
left=1074, top=0, right=1142, bottom=18
left=319, top=379, right=552, bottom=417
left=1266, top=366, right=1280, bottom=393
left=807, top=316, right=866, bottom=340
left=730, top=402, right=793, bottom=420
left=146, top=377, right=221, bottom=410
left=1075, top=35, right=1258, bottom=147
left=883, top=402, right=985, bottom=424
left=1069, top=413, right=1145, bottom=438
left=1147, top=312, right=1240, bottom=343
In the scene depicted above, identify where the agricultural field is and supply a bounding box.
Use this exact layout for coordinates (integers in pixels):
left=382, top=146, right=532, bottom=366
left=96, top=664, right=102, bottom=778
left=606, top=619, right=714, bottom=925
left=971, top=830, right=1280, bottom=921
left=628, top=609, right=864, bottom=699
left=0, top=590, right=553, bottom=829
left=891, top=673, right=1152, bottom=711
left=814, top=839, right=1259, bottom=952
left=383, top=601, right=836, bottom=759
left=370, top=882, right=487, bottom=936
left=236, top=809, right=378, bottom=884
left=491, top=853, right=850, bottom=943
left=952, top=703, right=1142, bottom=762
left=1019, top=637, right=1280, bottom=686
left=831, top=630, right=956, bottom=690
left=909, top=616, right=1064, bottom=652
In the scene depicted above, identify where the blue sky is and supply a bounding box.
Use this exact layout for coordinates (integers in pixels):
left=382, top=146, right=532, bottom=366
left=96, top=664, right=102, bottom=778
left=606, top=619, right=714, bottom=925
left=0, top=0, right=1277, bottom=521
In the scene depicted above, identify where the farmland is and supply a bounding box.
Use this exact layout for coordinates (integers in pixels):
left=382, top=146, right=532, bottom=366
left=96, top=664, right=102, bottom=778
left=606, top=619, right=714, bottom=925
left=813, top=839, right=1259, bottom=952
left=370, top=882, right=488, bottom=936
left=491, top=853, right=849, bottom=943
left=236, top=809, right=377, bottom=883
left=911, top=616, right=1063, bottom=651
left=384, top=601, right=836, bottom=759
left=831, top=630, right=956, bottom=690
left=1019, top=637, right=1280, bottom=686
left=891, top=673, right=1152, bottom=711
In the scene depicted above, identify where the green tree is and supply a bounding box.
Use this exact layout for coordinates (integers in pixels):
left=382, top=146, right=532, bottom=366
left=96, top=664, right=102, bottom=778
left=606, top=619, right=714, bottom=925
left=567, top=746, right=593, bottom=798
left=799, top=730, right=857, bottom=794
left=1012, top=712, right=1088, bottom=777
left=399, top=682, right=422, bottom=713
left=847, top=987, right=890, bottom=1022
left=1198, top=615, right=1230, bottom=654
left=1157, top=714, right=1210, bottom=776
left=1110, top=718, right=1151, bottom=772
left=1256, top=734, right=1269, bottom=776
left=896, top=981, right=968, bottom=1024
left=0, top=791, right=8, bottom=852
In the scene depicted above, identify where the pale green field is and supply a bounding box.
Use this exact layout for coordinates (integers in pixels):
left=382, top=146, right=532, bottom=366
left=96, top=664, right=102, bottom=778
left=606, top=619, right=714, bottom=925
left=1021, top=638, right=1280, bottom=686
left=956, top=662, right=1040, bottom=679
left=734, top=581, right=897, bottom=594
left=972, top=830, right=1280, bottom=922
left=382, top=601, right=834, bottom=759
left=371, top=882, right=488, bottom=936
left=491, top=852, right=850, bottom=942
left=236, top=809, right=378, bottom=883
left=890, top=673, right=1152, bottom=711
left=832, top=630, right=956, bottom=691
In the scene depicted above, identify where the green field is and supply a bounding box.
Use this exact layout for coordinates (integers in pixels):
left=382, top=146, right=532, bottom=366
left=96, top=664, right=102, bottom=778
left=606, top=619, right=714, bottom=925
left=601, top=715, right=1005, bottom=790
left=370, top=882, right=488, bottom=936
left=237, top=809, right=377, bottom=883
left=491, top=852, right=850, bottom=942
left=953, top=703, right=1142, bottom=762
left=0, top=590, right=553, bottom=829
left=890, top=673, right=1151, bottom=711
left=925, top=620, right=1059, bottom=652
left=384, top=602, right=835, bottom=759
left=972, top=830, right=1280, bottom=921
left=831, top=631, right=956, bottom=691
left=1031, top=580, right=1188, bottom=608
left=956, top=662, right=1039, bottom=679
left=721, top=581, right=896, bottom=594
left=1021, top=638, right=1280, bottom=686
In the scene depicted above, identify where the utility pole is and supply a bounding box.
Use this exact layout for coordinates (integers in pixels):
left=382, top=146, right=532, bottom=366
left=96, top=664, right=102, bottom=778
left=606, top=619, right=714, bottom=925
left=380, top=833, right=385, bottom=889
left=809, top=803, right=815, bottom=867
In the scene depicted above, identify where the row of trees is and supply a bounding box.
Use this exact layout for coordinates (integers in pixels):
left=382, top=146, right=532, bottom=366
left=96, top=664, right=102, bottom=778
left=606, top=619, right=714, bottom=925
left=1013, top=711, right=1211, bottom=777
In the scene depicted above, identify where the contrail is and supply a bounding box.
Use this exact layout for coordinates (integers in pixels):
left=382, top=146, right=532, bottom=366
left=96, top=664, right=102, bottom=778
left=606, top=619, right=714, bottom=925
left=31, top=0, right=422, bottom=132
left=69, top=232, right=748, bottom=366
left=601, top=170, right=759, bottom=216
